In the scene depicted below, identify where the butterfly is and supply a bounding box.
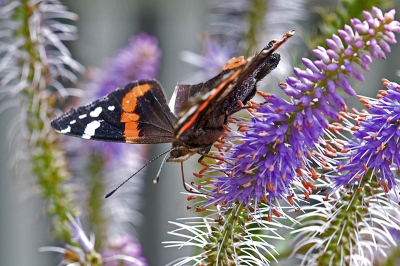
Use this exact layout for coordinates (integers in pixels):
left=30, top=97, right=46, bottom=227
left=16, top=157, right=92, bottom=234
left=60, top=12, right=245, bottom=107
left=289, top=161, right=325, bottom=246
left=51, top=30, right=294, bottom=195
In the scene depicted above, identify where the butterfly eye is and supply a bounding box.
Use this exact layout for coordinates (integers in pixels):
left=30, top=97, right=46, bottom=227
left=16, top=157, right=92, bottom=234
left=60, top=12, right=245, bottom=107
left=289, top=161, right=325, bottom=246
left=170, top=146, right=190, bottom=159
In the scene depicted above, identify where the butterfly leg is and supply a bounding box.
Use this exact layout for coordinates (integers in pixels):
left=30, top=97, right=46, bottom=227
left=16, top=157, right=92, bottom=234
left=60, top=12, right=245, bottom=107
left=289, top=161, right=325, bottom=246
left=225, top=100, right=257, bottom=117
left=197, top=144, right=213, bottom=163
left=180, top=162, right=204, bottom=195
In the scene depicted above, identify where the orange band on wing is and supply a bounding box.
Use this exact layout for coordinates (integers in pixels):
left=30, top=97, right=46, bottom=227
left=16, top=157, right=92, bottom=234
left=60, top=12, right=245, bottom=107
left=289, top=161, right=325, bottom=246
left=223, top=56, right=246, bottom=70
left=179, top=68, right=242, bottom=134
left=121, top=112, right=140, bottom=122
left=121, top=84, right=151, bottom=139
left=124, top=121, right=140, bottom=140
left=121, top=84, right=151, bottom=112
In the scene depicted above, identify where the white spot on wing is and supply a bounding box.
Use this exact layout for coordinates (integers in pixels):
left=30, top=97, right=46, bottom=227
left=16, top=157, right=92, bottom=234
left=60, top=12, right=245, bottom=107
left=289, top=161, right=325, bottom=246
left=60, top=126, right=71, bottom=134
left=82, top=120, right=101, bottom=139
left=70, top=120, right=76, bottom=124
left=79, top=114, right=87, bottom=119
left=90, top=107, right=102, bottom=117
left=108, top=106, right=115, bottom=111
left=169, top=84, right=179, bottom=115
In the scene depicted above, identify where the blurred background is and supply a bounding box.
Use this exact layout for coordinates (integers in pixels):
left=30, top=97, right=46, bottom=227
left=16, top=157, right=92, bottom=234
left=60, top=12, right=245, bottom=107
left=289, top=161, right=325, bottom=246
left=0, top=0, right=399, bottom=265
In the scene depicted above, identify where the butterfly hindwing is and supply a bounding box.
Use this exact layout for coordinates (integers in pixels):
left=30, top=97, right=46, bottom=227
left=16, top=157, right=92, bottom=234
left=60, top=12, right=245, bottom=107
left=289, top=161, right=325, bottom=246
left=51, top=80, right=177, bottom=144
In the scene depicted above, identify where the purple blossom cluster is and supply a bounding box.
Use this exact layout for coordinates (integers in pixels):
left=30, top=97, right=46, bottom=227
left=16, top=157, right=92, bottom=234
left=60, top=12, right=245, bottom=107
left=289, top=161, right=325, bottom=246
left=332, top=80, right=400, bottom=193
left=281, top=7, right=399, bottom=120
left=194, top=7, right=400, bottom=210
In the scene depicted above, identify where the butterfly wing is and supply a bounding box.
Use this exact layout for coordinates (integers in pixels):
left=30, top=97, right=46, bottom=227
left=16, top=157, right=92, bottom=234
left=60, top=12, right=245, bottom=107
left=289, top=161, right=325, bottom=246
left=51, top=80, right=177, bottom=144
left=169, top=83, right=204, bottom=116
left=175, top=30, right=294, bottom=135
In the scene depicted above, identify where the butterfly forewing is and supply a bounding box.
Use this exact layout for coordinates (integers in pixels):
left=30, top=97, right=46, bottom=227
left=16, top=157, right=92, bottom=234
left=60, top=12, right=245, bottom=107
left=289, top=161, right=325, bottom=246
left=51, top=80, right=177, bottom=144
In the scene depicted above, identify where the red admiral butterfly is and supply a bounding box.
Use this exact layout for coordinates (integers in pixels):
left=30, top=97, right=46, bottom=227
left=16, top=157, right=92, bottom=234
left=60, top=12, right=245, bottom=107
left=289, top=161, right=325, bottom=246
left=51, top=31, right=294, bottom=195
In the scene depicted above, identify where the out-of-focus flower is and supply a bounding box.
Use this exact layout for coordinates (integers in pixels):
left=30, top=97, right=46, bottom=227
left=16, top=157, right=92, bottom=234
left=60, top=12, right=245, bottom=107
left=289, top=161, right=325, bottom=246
left=40, top=214, right=102, bottom=265
left=42, top=215, right=148, bottom=266
left=96, top=33, right=162, bottom=98
left=68, top=213, right=96, bottom=253
left=102, top=235, right=148, bottom=266
left=180, top=36, right=232, bottom=81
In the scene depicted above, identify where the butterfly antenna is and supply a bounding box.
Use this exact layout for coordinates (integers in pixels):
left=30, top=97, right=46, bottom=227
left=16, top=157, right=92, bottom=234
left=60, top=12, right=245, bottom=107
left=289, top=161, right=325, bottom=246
left=153, top=152, right=169, bottom=184
left=105, top=148, right=172, bottom=198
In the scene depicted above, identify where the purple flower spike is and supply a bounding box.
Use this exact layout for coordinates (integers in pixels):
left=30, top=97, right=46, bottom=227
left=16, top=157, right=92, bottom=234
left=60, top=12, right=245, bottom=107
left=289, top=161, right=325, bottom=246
left=386, top=21, right=400, bottom=34
left=326, top=79, right=336, bottom=93
left=354, top=39, right=365, bottom=48
left=317, top=97, right=340, bottom=120
left=279, top=7, right=398, bottom=111
left=351, top=68, right=364, bottom=82
left=294, top=67, right=325, bottom=82
left=326, top=91, right=346, bottom=110
left=299, top=95, right=313, bottom=106
left=344, top=47, right=354, bottom=56
left=295, top=82, right=314, bottom=92
left=326, top=63, right=340, bottom=72
left=343, top=59, right=354, bottom=73
left=330, top=80, right=400, bottom=194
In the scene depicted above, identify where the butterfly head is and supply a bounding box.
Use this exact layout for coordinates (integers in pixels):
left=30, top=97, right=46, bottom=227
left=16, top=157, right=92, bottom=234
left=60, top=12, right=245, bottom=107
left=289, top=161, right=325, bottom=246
left=167, top=143, right=199, bottom=162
